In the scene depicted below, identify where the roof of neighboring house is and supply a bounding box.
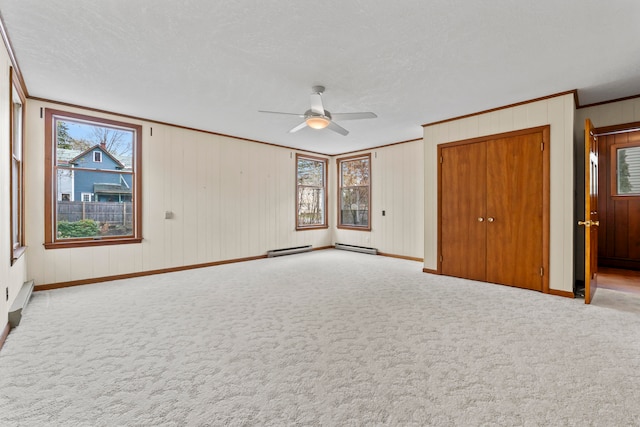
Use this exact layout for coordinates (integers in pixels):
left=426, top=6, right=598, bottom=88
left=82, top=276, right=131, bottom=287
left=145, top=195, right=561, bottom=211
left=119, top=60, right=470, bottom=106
left=57, top=148, right=82, bottom=163
left=70, top=144, right=125, bottom=169
left=93, top=183, right=132, bottom=194
left=57, top=147, right=132, bottom=169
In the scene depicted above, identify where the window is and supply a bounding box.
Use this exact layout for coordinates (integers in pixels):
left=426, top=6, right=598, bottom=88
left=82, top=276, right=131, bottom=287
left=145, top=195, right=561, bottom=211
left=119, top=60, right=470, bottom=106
left=612, top=142, right=640, bottom=196
left=10, top=69, right=26, bottom=263
left=337, top=153, right=371, bottom=230
left=296, top=154, right=328, bottom=229
left=45, top=109, right=142, bottom=248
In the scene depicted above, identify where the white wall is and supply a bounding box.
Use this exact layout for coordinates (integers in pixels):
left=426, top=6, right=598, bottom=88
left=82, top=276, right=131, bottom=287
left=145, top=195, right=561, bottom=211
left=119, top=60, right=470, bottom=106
left=0, top=43, right=29, bottom=329
left=423, top=93, right=575, bottom=292
left=25, top=100, right=333, bottom=286
left=332, top=140, right=425, bottom=260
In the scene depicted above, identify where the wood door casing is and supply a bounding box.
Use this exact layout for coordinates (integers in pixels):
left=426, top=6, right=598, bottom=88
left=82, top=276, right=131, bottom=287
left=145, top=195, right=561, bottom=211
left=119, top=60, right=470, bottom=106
left=438, top=126, right=550, bottom=293
left=486, top=133, right=543, bottom=291
left=440, top=142, right=487, bottom=281
left=596, top=129, right=640, bottom=270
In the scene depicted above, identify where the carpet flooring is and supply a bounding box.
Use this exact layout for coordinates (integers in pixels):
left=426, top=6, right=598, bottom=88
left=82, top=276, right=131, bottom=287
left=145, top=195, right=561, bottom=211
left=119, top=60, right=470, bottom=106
left=1, top=250, right=639, bottom=426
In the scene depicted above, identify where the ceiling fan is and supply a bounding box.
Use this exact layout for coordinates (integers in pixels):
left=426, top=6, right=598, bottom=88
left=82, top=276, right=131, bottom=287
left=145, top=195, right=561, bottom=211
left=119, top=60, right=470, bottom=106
left=259, top=85, right=377, bottom=136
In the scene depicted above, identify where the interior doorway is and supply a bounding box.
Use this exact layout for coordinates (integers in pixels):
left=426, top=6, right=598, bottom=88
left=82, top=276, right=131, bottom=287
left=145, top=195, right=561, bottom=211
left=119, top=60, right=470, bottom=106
left=597, top=267, right=640, bottom=295
left=593, top=122, right=640, bottom=297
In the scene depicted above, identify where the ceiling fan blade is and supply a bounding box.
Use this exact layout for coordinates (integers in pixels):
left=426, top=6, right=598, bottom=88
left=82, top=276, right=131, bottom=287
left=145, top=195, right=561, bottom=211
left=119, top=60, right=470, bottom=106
left=310, top=93, right=325, bottom=115
left=331, top=112, right=377, bottom=121
left=288, top=121, right=308, bottom=133
left=327, top=121, right=349, bottom=136
left=259, top=110, right=305, bottom=117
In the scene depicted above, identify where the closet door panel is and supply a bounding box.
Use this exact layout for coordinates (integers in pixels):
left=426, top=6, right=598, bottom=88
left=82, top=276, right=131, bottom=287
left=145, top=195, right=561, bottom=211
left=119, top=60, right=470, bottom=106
left=486, top=133, right=543, bottom=290
left=441, top=142, right=487, bottom=281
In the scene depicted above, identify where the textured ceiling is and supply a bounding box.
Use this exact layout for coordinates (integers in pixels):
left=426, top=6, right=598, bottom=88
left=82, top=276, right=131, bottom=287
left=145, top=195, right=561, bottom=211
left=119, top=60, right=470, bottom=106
left=1, top=0, right=640, bottom=155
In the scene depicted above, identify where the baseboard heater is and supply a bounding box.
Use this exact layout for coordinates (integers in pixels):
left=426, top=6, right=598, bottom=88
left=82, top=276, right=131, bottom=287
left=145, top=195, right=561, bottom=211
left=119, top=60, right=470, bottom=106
left=9, top=280, right=34, bottom=328
left=267, top=245, right=312, bottom=258
left=335, top=243, right=378, bottom=255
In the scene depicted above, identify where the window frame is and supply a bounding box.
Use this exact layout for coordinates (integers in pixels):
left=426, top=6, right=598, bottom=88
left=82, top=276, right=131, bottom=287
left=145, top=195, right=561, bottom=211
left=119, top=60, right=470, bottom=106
left=336, top=153, right=371, bottom=231
left=611, top=141, right=640, bottom=198
left=10, top=67, right=26, bottom=264
left=93, top=151, right=103, bottom=163
left=295, top=154, right=328, bottom=230
left=44, top=109, right=143, bottom=249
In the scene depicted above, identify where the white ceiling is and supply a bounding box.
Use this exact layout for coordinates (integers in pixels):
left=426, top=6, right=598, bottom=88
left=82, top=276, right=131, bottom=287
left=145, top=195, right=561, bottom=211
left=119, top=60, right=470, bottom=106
left=1, top=0, right=640, bottom=155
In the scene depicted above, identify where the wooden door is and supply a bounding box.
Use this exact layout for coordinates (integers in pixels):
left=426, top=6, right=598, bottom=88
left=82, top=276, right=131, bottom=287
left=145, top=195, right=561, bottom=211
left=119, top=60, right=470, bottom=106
left=486, top=133, right=544, bottom=291
left=440, top=142, right=487, bottom=281
left=582, top=119, right=599, bottom=304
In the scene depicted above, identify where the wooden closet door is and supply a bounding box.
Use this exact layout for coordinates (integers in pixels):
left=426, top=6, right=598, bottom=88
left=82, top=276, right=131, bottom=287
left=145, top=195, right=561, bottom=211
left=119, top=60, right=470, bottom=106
left=486, top=133, right=543, bottom=291
left=441, top=142, right=487, bottom=281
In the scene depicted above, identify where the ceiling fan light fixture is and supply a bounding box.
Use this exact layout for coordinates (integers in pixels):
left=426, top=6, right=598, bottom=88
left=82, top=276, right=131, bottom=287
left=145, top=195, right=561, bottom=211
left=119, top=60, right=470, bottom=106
left=306, top=116, right=330, bottom=129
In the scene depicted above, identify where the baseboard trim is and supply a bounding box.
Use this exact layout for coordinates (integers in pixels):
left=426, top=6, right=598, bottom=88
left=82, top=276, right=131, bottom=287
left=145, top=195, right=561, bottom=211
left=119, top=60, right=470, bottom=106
left=34, top=247, right=410, bottom=291
left=35, top=254, right=268, bottom=291
left=0, top=323, right=10, bottom=352
left=378, top=252, right=423, bottom=262
left=549, top=289, right=575, bottom=299
left=422, top=268, right=438, bottom=274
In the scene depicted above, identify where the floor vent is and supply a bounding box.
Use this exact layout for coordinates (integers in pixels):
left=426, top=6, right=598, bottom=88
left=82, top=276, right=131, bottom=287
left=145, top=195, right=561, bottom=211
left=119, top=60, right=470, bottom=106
left=267, top=245, right=312, bottom=258
left=335, top=243, right=378, bottom=255
left=9, top=280, right=34, bottom=328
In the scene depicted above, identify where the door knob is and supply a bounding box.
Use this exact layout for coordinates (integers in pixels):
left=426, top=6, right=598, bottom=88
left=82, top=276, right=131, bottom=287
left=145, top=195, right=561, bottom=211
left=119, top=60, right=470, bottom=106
left=478, top=217, right=484, bottom=222
left=578, top=220, right=590, bottom=227
left=487, top=217, right=494, bottom=222
left=592, top=220, right=600, bottom=226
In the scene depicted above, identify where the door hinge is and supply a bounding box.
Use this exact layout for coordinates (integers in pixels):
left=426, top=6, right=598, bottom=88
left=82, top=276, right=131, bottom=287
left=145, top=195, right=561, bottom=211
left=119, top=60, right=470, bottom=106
left=440, top=255, right=443, bottom=263
left=541, top=142, right=544, bottom=151
left=440, top=156, right=443, bottom=164
left=540, top=267, right=544, bottom=277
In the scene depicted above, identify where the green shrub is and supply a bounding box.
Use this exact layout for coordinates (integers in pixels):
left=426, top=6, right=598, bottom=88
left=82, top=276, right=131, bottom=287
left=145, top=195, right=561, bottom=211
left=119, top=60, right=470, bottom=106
left=57, top=219, right=100, bottom=238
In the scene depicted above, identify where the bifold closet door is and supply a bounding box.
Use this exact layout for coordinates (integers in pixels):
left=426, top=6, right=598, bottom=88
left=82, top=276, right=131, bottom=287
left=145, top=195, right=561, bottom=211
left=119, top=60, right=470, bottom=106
left=440, top=142, right=486, bottom=281
left=486, top=133, right=543, bottom=291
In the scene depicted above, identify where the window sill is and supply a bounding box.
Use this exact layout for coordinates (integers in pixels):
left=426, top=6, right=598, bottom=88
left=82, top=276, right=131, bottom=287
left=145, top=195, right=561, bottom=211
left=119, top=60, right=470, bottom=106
left=296, top=225, right=329, bottom=231
left=10, top=246, right=27, bottom=265
left=337, top=225, right=371, bottom=232
left=44, top=237, right=142, bottom=250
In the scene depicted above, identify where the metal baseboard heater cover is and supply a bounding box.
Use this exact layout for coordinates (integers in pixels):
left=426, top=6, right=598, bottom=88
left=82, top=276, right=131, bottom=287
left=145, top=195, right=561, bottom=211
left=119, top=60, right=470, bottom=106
left=9, top=280, right=34, bottom=328
left=267, top=245, right=312, bottom=258
left=335, top=243, right=378, bottom=255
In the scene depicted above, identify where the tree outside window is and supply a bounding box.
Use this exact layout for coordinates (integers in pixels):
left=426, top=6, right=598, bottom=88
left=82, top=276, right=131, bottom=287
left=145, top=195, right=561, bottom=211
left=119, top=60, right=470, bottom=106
left=296, top=154, right=328, bottom=229
left=45, top=109, right=142, bottom=248
left=337, top=154, right=371, bottom=230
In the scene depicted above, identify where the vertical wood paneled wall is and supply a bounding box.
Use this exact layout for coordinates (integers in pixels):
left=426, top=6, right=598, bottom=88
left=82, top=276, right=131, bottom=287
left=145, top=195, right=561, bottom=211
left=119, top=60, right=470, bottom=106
left=332, top=141, right=425, bottom=260
left=25, top=100, right=332, bottom=286
left=423, top=94, right=575, bottom=292
left=25, top=100, right=425, bottom=286
left=575, top=98, right=640, bottom=274
left=0, top=41, right=28, bottom=328
left=597, top=132, right=640, bottom=269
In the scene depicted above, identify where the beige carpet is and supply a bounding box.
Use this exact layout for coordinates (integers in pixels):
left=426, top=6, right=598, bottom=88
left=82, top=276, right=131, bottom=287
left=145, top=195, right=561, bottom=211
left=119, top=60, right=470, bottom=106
left=1, top=250, right=639, bottom=426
